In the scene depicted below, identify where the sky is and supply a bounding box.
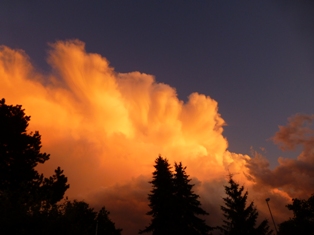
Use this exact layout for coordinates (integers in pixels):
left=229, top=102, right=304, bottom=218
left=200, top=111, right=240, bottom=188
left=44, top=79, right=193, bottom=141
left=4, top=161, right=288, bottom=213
left=1, top=1, right=314, bottom=234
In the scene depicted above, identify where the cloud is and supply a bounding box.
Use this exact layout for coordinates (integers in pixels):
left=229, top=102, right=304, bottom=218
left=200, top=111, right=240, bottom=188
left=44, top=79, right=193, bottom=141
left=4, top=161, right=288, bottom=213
left=273, top=114, right=314, bottom=158
left=86, top=175, right=151, bottom=235
left=246, top=115, right=314, bottom=197
left=0, top=40, right=230, bottom=192
left=1, top=40, right=313, bottom=234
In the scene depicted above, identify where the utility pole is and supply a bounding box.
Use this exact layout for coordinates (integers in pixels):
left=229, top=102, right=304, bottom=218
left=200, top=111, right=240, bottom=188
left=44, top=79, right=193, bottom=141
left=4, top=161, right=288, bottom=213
left=266, top=198, right=278, bottom=235
left=95, top=219, right=98, bottom=235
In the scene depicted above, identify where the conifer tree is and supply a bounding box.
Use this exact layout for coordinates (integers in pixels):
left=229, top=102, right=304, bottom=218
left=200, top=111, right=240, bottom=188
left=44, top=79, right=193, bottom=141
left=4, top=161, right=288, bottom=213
left=219, top=175, right=272, bottom=235
left=140, top=157, right=211, bottom=235
left=139, top=156, right=175, bottom=235
left=173, top=162, right=212, bottom=235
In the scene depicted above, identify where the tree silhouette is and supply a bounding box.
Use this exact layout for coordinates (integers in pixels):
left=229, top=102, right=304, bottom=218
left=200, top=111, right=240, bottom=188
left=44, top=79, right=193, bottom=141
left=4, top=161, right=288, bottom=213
left=0, top=99, right=122, bottom=234
left=173, top=162, right=212, bottom=235
left=0, top=98, right=49, bottom=190
left=278, top=194, right=314, bottom=235
left=96, top=207, right=122, bottom=235
left=140, top=156, right=176, bottom=235
left=60, top=200, right=97, bottom=235
left=0, top=98, right=69, bottom=234
left=140, top=157, right=211, bottom=235
left=218, top=175, right=272, bottom=235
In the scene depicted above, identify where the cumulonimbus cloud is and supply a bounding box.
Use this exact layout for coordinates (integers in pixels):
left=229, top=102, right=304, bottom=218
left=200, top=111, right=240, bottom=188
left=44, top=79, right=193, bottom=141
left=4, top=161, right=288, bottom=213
left=1, top=40, right=313, bottom=234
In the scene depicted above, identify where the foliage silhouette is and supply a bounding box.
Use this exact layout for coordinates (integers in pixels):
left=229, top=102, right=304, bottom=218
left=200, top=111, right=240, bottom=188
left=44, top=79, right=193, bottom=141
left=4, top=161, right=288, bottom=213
left=140, top=156, right=175, bottom=235
left=0, top=98, right=69, bottom=234
left=218, top=175, right=272, bottom=235
left=96, top=207, right=122, bottom=235
left=0, top=98, right=122, bottom=235
left=140, top=156, right=211, bottom=235
left=278, top=194, right=314, bottom=235
left=173, top=162, right=212, bottom=235
left=61, top=200, right=97, bottom=234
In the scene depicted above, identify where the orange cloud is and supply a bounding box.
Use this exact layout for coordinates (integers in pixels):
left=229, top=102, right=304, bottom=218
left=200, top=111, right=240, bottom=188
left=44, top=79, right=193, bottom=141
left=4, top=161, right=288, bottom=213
left=0, top=40, right=230, bottom=191
left=1, top=40, right=313, bottom=234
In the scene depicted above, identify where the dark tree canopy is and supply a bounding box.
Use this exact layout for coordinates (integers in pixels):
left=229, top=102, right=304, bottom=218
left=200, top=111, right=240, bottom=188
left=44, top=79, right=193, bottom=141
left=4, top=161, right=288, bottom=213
left=140, top=156, right=211, bottom=235
left=219, top=175, right=272, bottom=235
left=0, top=98, right=122, bottom=235
left=0, top=98, right=50, bottom=191
left=0, top=98, right=69, bottom=234
left=25, top=199, right=122, bottom=235
left=140, top=156, right=175, bottom=235
left=278, top=194, right=314, bottom=235
left=60, top=200, right=97, bottom=235
left=96, top=207, right=123, bottom=235
left=173, top=162, right=212, bottom=235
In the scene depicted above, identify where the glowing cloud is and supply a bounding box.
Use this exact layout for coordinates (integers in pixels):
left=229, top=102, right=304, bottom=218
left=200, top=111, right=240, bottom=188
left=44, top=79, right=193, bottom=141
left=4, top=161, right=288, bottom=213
left=1, top=40, right=313, bottom=234
left=0, top=40, right=231, bottom=191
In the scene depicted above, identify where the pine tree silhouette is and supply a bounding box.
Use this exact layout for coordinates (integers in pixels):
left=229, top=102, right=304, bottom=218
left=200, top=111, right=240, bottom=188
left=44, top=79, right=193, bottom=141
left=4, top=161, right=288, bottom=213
left=140, top=156, right=175, bottom=235
left=219, top=175, right=272, bottom=235
left=140, top=157, right=211, bottom=235
left=173, top=162, right=212, bottom=235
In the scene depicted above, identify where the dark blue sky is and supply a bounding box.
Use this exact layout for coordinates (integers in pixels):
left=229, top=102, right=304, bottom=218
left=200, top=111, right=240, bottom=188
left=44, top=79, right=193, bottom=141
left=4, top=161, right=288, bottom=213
left=1, top=1, right=313, bottom=167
